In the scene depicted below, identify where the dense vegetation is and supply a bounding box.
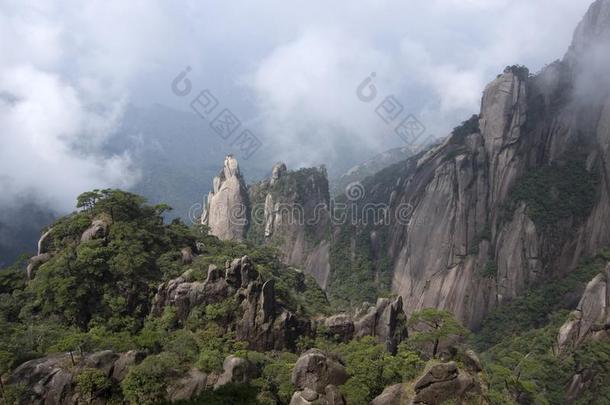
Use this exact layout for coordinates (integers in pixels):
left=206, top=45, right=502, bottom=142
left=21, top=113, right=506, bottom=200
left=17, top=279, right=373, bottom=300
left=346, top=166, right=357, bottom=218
left=475, top=249, right=610, bottom=404
left=0, top=189, right=470, bottom=405
left=502, top=158, right=599, bottom=230
left=1, top=188, right=609, bottom=404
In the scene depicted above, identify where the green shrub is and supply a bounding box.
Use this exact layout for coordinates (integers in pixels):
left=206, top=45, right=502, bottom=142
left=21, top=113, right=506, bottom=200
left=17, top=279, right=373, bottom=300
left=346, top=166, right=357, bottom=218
left=76, top=368, right=111, bottom=402
left=121, top=352, right=182, bottom=405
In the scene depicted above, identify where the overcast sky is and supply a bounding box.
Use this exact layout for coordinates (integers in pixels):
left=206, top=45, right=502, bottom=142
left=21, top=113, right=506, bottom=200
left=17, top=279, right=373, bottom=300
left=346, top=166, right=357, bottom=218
left=0, top=0, right=593, bottom=212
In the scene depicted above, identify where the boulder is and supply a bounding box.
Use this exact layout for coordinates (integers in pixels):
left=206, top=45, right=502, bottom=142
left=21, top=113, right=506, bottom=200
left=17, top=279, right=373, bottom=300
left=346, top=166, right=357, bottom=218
left=557, top=264, right=610, bottom=351
left=291, top=349, right=349, bottom=394
left=80, top=219, right=109, bottom=243
left=214, top=356, right=258, bottom=388
left=111, top=350, right=147, bottom=381
left=26, top=253, right=51, bottom=279
left=7, top=351, right=131, bottom=405
left=412, top=361, right=479, bottom=405
left=181, top=247, right=194, bottom=265
left=324, top=314, right=355, bottom=341
left=370, top=384, right=405, bottom=405
left=289, top=385, right=346, bottom=405
left=168, top=368, right=209, bottom=402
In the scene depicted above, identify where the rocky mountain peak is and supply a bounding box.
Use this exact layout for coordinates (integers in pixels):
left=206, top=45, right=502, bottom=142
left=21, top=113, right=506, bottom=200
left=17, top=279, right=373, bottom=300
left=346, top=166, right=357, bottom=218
left=222, top=154, right=241, bottom=179
left=201, top=155, right=249, bottom=241
left=565, top=0, right=610, bottom=63
left=271, top=162, right=287, bottom=185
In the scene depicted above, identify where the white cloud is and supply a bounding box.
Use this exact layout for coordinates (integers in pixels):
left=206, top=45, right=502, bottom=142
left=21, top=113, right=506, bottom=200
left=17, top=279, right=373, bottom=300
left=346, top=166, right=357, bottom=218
left=0, top=0, right=595, bottom=209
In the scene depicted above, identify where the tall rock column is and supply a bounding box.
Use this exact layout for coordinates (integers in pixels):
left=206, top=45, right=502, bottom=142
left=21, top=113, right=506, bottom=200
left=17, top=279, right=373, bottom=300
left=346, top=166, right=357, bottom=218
left=201, top=155, right=249, bottom=241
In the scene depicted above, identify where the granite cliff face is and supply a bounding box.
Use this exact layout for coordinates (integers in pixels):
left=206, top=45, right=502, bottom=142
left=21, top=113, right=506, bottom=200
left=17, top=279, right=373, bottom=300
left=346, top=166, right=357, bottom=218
left=201, top=155, right=249, bottom=241
left=336, top=0, right=610, bottom=328
left=197, top=1, right=610, bottom=329
left=202, top=159, right=332, bottom=288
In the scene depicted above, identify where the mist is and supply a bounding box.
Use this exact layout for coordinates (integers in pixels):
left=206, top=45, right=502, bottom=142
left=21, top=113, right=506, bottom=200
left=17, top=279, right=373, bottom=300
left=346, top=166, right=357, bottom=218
left=0, top=0, right=592, bottom=218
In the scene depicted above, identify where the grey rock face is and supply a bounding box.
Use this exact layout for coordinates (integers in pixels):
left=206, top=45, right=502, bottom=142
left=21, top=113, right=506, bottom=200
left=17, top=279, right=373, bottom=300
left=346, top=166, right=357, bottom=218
left=557, top=264, right=610, bottom=351
left=412, top=362, right=478, bottom=405
left=370, top=383, right=405, bottom=405
left=347, top=1, right=610, bottom=329
left=37, top=228, right=53, bottom=255
left=112, top=350, right=146, bottom=381
left=291, top=349, right=349, bottom=394
left=214, top=356, right=257, bottom=388
left=7, top=350, right=143, bottom=405
left=26, top=253, right=51, bottom=279
left=253, top=164, right=332, bottom=288
left=152, top=256, right=311, bottom=351
left=201, top=155, right=249, bottom=241
left=80, top=219, right=109, bottom=243
left=318, top=296, right=408, bottom=353
left=271, top=162, right=287, bottom=185
left=168, top=368, right=209, bottom=402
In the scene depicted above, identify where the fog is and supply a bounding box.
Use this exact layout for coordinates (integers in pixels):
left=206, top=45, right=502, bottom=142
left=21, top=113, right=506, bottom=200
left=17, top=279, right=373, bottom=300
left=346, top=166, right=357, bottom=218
left=0, top=0, right=592, bottom=215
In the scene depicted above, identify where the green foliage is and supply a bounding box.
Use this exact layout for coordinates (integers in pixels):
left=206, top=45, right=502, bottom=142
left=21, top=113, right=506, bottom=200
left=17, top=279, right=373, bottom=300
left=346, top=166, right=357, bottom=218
left=328, top=223, right=383, bottom=309
left=408, top=309, right=469, bottom=358
left=76, top=368, right=111, bottom=402
left=505, top=65, right=530, bottom=81
left=479, top=261, right=497, bottom=279
left=22, top=190, right=196, bottom=331
left=194, top=324, right=239, bottom=373
left=482, top=314, right=571, bottom=404
left=176, top=384, right=260, bottom=404
left=503, top=159, right=598, bottom=230
left=474, top=249, right=610, bottom=350
left=336, top=337, right=424, bottom=404
left=251, top=351, right=298, bottom=404
left=450, top=115, right=480, bottom=144
left=121, top=352, right=184, bottom=405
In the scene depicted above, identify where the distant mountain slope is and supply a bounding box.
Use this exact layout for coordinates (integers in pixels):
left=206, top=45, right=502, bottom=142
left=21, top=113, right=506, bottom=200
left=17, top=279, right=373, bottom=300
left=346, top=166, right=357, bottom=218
left=330, top=146, right=415, bottom=196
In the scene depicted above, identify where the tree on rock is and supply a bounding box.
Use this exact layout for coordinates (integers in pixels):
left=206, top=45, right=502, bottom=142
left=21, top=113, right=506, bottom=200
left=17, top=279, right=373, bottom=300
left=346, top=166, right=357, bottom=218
left=408, top=308, right=469, bottom=358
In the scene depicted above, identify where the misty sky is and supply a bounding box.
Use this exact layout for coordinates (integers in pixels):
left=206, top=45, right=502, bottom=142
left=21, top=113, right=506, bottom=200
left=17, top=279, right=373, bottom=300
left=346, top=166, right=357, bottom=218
left=0, top=0, right=593, bottom=213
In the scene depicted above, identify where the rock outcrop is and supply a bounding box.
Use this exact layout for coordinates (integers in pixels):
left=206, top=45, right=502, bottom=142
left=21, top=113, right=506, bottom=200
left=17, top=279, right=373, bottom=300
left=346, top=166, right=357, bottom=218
left=201, top=155, right=249, bottom=241
left=152, top=256, right=311, bottom=351
left=557, top=264, right=610, bottom=351
left=289, top=349, right=348, bottom=405
left=370, top=361, right=485, bottom=405
left=80, top=219, right=109, bottom=243
left=26, top=253, right=51, bottom=280
left=334, top=0, right=610, bottom=329
left=214, top=355, right=258, bottom=389
left=319, top=296, right=408, bottom=353
left=7, top=350, right=145, bottom=405
left=249, top=164, right=332, bottom=288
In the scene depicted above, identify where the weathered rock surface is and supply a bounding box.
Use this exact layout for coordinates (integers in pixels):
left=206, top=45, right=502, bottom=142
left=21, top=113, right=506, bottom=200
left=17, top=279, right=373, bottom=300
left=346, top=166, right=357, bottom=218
left=290, top=350, right=348, bottom=405
left=370, top=361, right=484, bottom=405
left=249, top=164, right=332, bottom=288
left=26, top=253, right=51, bottom=279
left=318, top=296, right=408, bottom=353
left=370, top=384, right=405, bottom=405
left=7, top=350, right=145, bottom=405
left=291, top=349, right=349, bottom=394
left=167, top=368, right=210, bottom=402
left=152, top=256, right=311, bottom=351
left=337, top=0, right=610, bottom=329
left=557, top=264, right=610, bottom=351
left=201, top=155, right=249, bottom=241
left=214, top=355, right=257, bottom=389
left=37, top=227, right=53, bottom=255
left=80, top=219, right=109, bottom=243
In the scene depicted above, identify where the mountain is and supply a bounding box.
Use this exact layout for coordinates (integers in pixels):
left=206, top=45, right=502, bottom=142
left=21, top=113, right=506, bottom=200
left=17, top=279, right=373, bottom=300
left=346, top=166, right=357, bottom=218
left=3, top=1, right=610, bottom=404
left=330, top=146, right=415, bottom=197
